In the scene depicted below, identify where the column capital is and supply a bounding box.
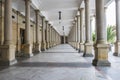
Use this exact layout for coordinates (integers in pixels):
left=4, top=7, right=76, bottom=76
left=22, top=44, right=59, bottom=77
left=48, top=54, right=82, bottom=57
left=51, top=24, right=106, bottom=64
left=41, top=16, right=45, bottom=19
left=104, top=7, right=108, bottom=9
left=35, top=9, right=40, bottom=13
left=48, top=23, right=51, bottom=26
left=115, top=0, right=120, bottom=2
left=45, top=20, right=48, bottom=23
left=80, top=8, right=84, bottom=10
left=76, top=14, right=80, bottom=17
left=84, top=0, right=89, bottom=3
left=24, top=0, right=32, bottom=3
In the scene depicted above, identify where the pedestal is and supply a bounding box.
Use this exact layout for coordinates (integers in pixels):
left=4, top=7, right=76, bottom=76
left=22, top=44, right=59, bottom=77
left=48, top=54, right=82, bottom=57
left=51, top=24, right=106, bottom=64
left=113, top=42, right=120, bottom=56
left=83, top=43, right=93, bottom=57
left=80, top=43, right=84, bottom=53
left=41, top=42, right=46, bottom=51
left=0, top=45, right=17, bottom=66
left=76, top=42, right=79, bottom=50
left=46, top=42, right=49, bottom=49
left=92, top=43, right=111, bottom=66
left=23, top=44, right=33, bottom=57
left=34, top=43, right=41, bottom=53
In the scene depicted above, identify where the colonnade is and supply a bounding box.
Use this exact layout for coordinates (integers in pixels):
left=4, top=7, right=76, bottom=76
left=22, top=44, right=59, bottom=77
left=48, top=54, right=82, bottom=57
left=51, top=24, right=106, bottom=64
left=68, top=0, right=120, bottom=66
left=0, top=0, right=120, bottom=67
left=0, top=0, right=61, bottom=66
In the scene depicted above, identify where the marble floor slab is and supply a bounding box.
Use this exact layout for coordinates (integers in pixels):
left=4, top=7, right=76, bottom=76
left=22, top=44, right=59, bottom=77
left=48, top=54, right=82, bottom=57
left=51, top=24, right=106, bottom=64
left=0, top=44, right=119, bottom=80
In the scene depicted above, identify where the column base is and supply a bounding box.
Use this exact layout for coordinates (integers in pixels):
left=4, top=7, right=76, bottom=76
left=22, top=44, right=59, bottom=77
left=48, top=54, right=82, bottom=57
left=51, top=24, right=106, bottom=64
left=46, top=42, right=49, bottom=49
left=0, top=59, right=17, bottom=66
left=23, top=44, right=33, bottom=58
left=78, top=43, right=81, bottom=53
left=83, top=43, right=93, bottom=57
left=113, top=42, right=120, bottom=56
left=92, top=59, right=111, bottom=66
left=76, top=42, right=79, bottom=50
left=80, top=43, right=85, bottom=53
left=49, top=42, right=52, bottom=48
left=41, top=42, right=46, bottom=51
left=0, top=45, right=17, bottom=66
left=113, top=52, right=120, bottom=56
left=92, top=43, right=111, bottom=66
left=34, top=43, right=41, bottom=53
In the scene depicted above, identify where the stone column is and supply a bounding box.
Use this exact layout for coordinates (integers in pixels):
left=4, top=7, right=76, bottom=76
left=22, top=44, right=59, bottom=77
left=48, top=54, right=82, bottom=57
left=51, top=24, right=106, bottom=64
left=23, top=0, right=33, bottom=57
left=51, top=26, right=53, bottom=47
left=47, top=23, right=50, bottom=48
left=92, top=0, right=111, bottom=66
left=34, top=10, right=40, bottom=53
left=55, top=31, right=57, bottom=46
left=41, top=16, right=46, bottom=51
left=77, top=10, right=81, bottom=52
left=75, top=18, right=78, bottom=49
left=73, top=21, right=76, bottom=48
left=49, top=26, right=52, bottom=47
left=114, top=0, right=120, bottom=56
left=49, top=24, right=51, bottom=48
left=80, top=8, right=85, bottom=53
left=63, top=32, right=66, bottom=44
left=83, top=0, right=93, bottom=57
left=53, top=28, right=55, bottom=46
left=90, top=17, right=93, bottom=41
left=104, top=7, right=107, bottom=41
left=0, top=0, right=17, bottom=66
left=46, top=21, right=49, bottom=49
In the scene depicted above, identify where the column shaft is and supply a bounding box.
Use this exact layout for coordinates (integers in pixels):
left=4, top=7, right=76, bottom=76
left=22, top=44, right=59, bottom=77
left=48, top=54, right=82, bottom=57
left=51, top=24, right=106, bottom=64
left=80, top=8, right=85, bottom=52
left=34, top=10, right=40, bottom=53
left=83, top=0, right=93, bottom=57
left=114, top=0, right=120, bottom=56
left=92, top=0, right=111, bottom=66
left=0, top=0, right=17, bottom=66
left=41, top=16, right=46, bottom=51
left=4, top=0, right=12, bottom=45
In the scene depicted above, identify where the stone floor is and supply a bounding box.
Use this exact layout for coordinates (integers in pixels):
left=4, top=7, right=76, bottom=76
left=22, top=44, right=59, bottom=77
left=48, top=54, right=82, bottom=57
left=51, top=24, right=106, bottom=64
left=0, top=44, right=120, bottom=80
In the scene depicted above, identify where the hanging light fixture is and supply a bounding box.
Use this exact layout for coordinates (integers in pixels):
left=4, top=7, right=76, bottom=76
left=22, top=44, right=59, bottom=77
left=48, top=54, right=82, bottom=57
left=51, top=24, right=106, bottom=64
left=59, top=11, right=62, bottom=24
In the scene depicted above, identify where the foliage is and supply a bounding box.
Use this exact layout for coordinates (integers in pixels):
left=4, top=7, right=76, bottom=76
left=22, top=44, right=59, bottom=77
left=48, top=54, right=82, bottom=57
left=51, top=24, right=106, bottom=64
left=107, top=25, right=116, bottom=43
left=92, top=32, right=96, bottom=42
left=92, top=25, right=116, bottom=43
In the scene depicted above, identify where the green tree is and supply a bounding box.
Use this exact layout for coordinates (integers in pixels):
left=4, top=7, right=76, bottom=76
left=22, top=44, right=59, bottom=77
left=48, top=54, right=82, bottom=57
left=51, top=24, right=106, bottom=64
left=107, top=25, right=116, bottom=43
left=92, top=32, right=96, bottom=43
left=92, top=25, right=116, bottom=43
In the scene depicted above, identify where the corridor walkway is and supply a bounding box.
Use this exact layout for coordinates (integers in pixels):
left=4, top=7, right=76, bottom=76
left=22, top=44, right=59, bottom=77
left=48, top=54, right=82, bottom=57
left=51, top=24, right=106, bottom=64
left=0, top=44, right=119, bottom=80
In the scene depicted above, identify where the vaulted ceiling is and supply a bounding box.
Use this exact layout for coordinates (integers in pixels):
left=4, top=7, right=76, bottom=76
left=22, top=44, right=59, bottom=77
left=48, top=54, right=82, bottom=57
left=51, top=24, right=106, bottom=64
left=12, top=0, right=114, bottom=36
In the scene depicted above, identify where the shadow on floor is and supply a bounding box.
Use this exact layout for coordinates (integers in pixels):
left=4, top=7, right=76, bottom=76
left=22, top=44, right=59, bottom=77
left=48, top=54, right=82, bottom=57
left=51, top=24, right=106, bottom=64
left=43, top=52, right=77, bottom=53
left=14, top=62, right=92, bottom=68
left=0, top=66, right=9, bottom=71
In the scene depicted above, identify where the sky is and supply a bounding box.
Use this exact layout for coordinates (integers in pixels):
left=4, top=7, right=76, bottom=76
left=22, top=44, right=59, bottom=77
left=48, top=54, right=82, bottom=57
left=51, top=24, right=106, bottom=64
left=92, top=1, right=116, bottom=32
left=106, top=1, right=116, bottom=26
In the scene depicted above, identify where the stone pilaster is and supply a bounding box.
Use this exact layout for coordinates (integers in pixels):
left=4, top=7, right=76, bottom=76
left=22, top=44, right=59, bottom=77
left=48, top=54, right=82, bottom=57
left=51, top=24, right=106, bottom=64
left=92, top=0, right=111, bottom=66
left=114, top=0, right=120, bottom=56
left=83, top=0, right=93, bottom=57
left=41, top=16, right=46, bottom=51
left=80, top=8, right=85, bottom=53
left=0, top=0, right=17, bottom=66
left=34, top=10, right=41, bottom=53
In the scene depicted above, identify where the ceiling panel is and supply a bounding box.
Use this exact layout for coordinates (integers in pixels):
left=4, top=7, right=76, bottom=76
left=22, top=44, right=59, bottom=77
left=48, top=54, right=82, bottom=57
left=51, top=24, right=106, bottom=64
left=11, top=0, right=114, bottom=36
